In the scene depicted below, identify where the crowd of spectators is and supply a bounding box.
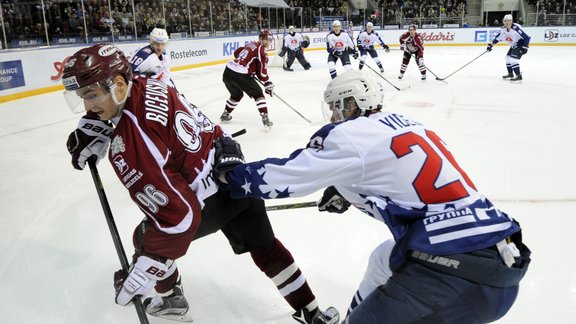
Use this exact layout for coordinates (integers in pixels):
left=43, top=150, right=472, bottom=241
left=534, top=0, right=575, bottom=26
left=0, top=0, right=574, bottom=48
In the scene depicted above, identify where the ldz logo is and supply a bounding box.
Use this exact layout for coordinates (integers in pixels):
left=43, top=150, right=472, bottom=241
left=544, top=29, right=559, bottom=42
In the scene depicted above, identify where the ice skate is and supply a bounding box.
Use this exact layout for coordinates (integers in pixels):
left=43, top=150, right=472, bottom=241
left=421, top=74, right=427, bottom=81
left=260, top=112, right=273, bottom=130
left=510, top=73, right=522, bottom=81
left=398, top=73, right=404, bottom=80
left=292, top=306, right=340, bottom=324
left=220, top=111, right=232, bottom=123
left=502, top=73, right=514, bottom=79
left=143, top=278, right=193, bottom=322
left=380, top=68, right=385, bottom=73
left=283, top=66, right=294, bottom=72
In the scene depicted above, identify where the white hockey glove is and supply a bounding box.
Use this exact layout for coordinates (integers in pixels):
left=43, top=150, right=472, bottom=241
left=318, top=186, right=351, bottom=214
left=400, top=43, right=406, bottom=52
left=66, top=115, right=113, bottom=170
left=114, top=255, right=169, bottom=306
left=264, top=81, right=275, bottom=97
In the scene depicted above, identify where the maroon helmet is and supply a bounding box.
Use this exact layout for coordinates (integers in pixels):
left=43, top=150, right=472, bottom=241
left=62, top=43, right=132, bottom=91
left=259, top=29, right=273, bottom=41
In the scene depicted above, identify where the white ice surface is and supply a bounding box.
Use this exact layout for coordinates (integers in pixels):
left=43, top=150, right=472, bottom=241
left=1, top=46, right=575, bottom=324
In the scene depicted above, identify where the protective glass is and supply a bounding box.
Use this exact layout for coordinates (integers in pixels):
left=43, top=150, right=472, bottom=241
left=63, top=84, right=112, bottom=114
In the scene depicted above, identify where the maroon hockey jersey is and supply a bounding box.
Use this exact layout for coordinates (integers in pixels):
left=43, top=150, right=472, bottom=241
left=226, top=41, right=270, bottom=81
left=399, top=32, right=424, bottom=56
left=107, top=76, right=224, bottom=259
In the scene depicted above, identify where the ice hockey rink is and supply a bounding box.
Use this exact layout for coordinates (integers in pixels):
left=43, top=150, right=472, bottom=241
left=1, top=45, right=575, bottom=324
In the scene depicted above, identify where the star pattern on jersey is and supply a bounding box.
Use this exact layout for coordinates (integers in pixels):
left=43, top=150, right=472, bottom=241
left=238, top=166, right=294, bottom=199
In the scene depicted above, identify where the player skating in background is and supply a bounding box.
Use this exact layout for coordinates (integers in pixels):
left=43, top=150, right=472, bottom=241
left=346, top=21, right=354, bottom=42
left=62, top=43, right=339, bottom=324
left=486, top=14, right=531, bottom=81
left=130, top=27, right=176, bottom=88
left=214, top=70, right=531, bottom=323
left=326, top=20, right=357, bottom=79
left=281, top=25, right=312, bottom=71
left=398, top=24, right=427, bottom=80
left=356, top=22, right=390, bottom=73
left=220, top=30, right=274, bottom=129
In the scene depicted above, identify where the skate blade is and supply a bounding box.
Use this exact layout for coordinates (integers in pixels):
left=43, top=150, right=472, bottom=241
left=150, top=311, right=194, bottom=322
left=264, top=125, right=272, bottom=132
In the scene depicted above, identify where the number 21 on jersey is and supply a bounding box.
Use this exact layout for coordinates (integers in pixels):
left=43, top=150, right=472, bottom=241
left=391, top=130, right=477, bottom=204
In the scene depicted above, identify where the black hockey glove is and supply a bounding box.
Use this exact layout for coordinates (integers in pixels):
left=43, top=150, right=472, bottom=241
left=317, top=186, right=351, bottom=214
left=487, top=43, right=493, bottom=52
left=353, top=51, right=359, bottom=60
left=520, top=47, right=528, bottom=55
left=383, top=44, right=390, bottom=52
left=264, top=81, right=274, bottom=97
left=333, top=50, right=343, bottom=57
left=66, top=115, right=113, bottom=170
left=213, top=136, right=245, bottom=184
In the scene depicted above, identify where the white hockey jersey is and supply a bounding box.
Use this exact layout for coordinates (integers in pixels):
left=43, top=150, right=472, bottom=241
left=326, top=31, right=355, bottom=54
left=357, top=30, right=385, bottom=49
left=130, top=45, right=175, bottom=87
left=492, top=23, right=531, bottom=49
left=224, top=112, right=521, bottom=270
left=283, top=32, right=304, bottom=51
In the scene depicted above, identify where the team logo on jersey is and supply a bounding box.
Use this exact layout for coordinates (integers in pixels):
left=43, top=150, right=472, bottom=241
left=113, top=155, right=129, bottom=175
left=110, top=135, right=126, bottom=156
left=334, top=41, right=345, bottom=50
left=308, top=136, right=324, bottom=152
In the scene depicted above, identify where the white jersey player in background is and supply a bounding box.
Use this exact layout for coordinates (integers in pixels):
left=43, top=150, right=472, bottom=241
left=214, top=70, right=531, bottom=323
left=326, top=20, right=356, bottom=79
left=356, top=22, right=390, bottom=73
left=346, top=21, right=354, bottom=42
left=281, top=25, right=311, bottom=71
left=486, top=14, right=531, bottom=81
left=130, top=27, right=175, bottom=87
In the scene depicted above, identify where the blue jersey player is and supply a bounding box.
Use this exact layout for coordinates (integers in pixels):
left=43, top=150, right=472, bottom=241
left=487, top=14, right=531, bottom=81
left=214, top=70, right=531, bottom=323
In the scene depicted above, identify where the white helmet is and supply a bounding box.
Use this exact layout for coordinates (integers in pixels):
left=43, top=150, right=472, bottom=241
left=323, top=70, right=384, bottom=122
left=288, top=25, right=295, bottom=31
left=150, top=27, right=169, bottom=44
left=366, top=22, right=374, bottom=28
left=503, top=14, right=513, bottom=22
left=332, top=20, right=341, bottom=27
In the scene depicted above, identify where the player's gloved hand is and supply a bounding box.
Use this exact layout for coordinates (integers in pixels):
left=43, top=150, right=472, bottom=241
left=353, top=51, right=359, bottom=60
left=115, top=255, right=168, bottom=306
left=66, top=115, right=113, bottom=170
left=368, top=45, right=375, bottom=51
left=383, top=44, right=390, bottom=52
left=521, top=47, right=528, bottom=55
left=318, top=186, right=351, bottom=214
left=213, top=136, right=245, bottom=184
left=400, top=43, right=406, bottom=51
left=333, top=50, right=343, bottom=57
left=264, top=81, right=274, bottom=97
left=487, top=43, right=493, bottom=52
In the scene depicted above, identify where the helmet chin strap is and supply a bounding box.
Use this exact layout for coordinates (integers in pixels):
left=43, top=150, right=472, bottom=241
left=110, top=81, right=133, bottom=118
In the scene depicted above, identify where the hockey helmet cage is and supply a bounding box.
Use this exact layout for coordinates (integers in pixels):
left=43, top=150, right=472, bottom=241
left=150, top=27, right=169, bottom=44
left=323, top=70, right=384, bottom=121
left=259, top=29, right=274, bottom=41
left=62, top=44, right=132, bottom=92
left=503, top=14, right=513, bottom=22
left=332, top=20, right=341, bottom=27
left=301, top=35, right=310, bottom=48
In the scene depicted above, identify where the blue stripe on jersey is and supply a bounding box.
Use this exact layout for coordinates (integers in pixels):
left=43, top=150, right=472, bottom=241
left=131, top=45, right=154, bottom=71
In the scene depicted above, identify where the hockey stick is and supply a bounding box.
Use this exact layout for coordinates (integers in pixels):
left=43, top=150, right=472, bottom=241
left=364, top=64, right=410, bottom=91
left=266, top=201, right=317, bottom=211
left=436, top=50, right=489, bottom=81
left=254, top=78, right=312, bottom=124
left=425, top=67, right=448, bottom=84
left=231, top=128, right=247, bottom=138
left=87, top=157, right=150, bottom=324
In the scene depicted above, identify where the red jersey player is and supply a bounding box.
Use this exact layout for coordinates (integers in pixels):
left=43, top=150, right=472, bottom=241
left=62, top=44, right=339, bottom=324
left=220, top=30, right=275, bottom=130
left=398, top=24, right=427, bottom=80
